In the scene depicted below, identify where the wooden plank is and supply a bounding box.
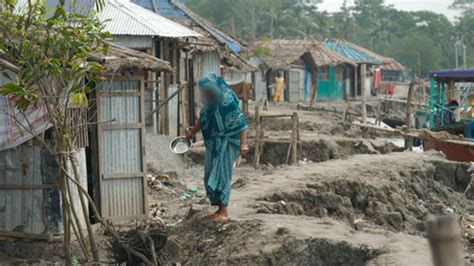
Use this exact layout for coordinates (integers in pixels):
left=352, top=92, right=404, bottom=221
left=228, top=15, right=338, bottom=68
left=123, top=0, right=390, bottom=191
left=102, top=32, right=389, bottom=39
left=0, top=231, right=61, bottom=242
left=101, top=123, right=143, bottom=130
left=139, top=75, right=148, bottom=218
left=0, top=184, right=57, bottom=189
left=260, top=114, right=294, bottom=119
left=98, top=92, right=141, bottom=97
left=361, top=63, right=368, bottom=138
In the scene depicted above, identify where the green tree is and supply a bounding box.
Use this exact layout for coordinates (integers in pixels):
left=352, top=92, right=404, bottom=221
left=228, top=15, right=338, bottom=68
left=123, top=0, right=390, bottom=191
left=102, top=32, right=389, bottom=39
left=388, top=33, right=441, bottom=76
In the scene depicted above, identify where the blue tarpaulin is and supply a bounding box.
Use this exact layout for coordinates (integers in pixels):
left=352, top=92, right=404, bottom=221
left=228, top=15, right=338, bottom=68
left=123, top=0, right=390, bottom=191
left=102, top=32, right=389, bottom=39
left=324, top=41, right=380, bottom=64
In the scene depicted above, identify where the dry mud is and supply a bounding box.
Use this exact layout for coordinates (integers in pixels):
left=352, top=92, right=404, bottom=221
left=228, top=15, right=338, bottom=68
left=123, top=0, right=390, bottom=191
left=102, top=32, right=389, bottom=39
left=164, top=152, right=473, bottom=265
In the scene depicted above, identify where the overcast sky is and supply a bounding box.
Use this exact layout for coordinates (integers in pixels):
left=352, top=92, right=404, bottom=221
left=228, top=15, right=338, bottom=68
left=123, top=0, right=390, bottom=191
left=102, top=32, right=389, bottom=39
left=318, top=0, right=461, bottom=21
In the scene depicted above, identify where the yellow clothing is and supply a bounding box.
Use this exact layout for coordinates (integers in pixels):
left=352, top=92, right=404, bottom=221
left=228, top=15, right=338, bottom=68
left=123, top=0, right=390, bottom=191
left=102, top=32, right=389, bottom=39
left=273, top=77, right=285, bottom=103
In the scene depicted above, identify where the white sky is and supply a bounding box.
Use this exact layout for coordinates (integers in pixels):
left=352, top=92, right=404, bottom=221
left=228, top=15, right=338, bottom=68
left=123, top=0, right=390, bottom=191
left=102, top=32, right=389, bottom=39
left=318, top=0, right=462, bottom=21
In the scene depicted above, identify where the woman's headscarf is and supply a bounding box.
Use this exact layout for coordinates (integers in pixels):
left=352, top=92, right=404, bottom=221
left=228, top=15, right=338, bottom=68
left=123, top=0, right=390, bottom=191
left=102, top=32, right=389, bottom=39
left=198, top=72, right=247, bottom=139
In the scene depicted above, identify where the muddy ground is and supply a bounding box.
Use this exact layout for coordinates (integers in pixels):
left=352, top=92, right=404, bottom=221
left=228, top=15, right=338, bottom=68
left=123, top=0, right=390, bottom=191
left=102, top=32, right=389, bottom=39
left=1, top=102, right=474, bottom=265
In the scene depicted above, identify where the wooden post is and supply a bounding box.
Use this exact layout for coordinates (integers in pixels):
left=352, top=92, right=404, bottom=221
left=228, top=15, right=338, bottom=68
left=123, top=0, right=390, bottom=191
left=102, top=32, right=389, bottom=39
left=427, top=215, right=463, bottom=266
left=361, top=64, right=368, bottom=138
left=404, top=81, right=416, bottom=150
left=291, top=112, right=298, bottom=165
left=253, top=105, right=261, bottom=168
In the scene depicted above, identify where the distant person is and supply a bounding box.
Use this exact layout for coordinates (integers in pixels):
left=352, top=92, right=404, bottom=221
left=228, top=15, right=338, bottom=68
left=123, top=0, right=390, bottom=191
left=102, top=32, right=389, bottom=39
left=186, top=73, right=248, bottom=221
left=273, top=73, right=285, bottom=103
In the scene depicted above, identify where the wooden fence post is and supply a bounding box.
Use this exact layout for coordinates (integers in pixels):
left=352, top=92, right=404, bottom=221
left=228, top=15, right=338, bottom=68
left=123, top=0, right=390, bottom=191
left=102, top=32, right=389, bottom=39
left=291, top=112, right=298, bottom=165
left=404, top=80, right=416, bottom=150
left=253, top=105, right=261, bottom=168
left=361, top=64, right=368, bottom=138
left=427, top=215, right=463, bottom=266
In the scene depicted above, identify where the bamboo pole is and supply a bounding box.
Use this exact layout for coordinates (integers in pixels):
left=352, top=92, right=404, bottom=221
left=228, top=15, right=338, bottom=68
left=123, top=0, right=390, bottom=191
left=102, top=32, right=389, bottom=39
left=69, top=154, right=99, bottom=261
left=404, top=81, right=416, bottom=151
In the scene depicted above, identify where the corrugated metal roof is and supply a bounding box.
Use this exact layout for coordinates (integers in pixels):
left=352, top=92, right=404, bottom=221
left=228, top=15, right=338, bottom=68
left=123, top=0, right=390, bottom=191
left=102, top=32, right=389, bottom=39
left=99, top=0, right=200, bottom=38
left=134, top=0, right=243, bottom=54
left=15, top=0, right=200, bottom=38
left=324, top=40, right=381, bottom=64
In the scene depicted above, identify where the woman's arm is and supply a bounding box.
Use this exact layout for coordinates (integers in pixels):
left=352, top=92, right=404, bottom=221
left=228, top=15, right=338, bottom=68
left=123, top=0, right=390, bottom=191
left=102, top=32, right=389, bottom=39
left=239, top=129, right=248, bottom=157
left=186, top=120, right=201, bottom=139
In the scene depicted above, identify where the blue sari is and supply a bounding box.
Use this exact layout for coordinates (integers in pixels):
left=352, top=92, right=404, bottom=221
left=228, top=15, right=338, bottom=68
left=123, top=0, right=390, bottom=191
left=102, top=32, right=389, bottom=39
left=199, top=73, right=247, bottom=206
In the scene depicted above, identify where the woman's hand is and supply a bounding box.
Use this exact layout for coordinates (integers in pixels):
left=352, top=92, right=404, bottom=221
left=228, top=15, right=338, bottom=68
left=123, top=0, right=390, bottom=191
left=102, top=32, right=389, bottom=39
left=185, top=131, right=195, bottom=140
left=240, top=143, right=249, bottom=157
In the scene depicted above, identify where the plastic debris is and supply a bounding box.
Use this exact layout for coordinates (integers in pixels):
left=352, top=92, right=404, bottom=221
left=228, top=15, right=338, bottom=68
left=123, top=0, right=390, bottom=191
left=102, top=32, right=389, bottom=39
left=188, top=187, right=199, bottom=193
left=179, top=193, right=192, bottom=201
left=298, top=158, right=308, bottom=167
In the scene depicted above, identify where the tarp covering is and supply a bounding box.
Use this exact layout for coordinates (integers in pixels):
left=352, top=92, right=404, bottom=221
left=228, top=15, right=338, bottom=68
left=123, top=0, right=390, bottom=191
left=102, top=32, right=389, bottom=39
left=429, top=69, right=474, bottom=82
left=0, top=96, right=51, bottom=151
left=324, top=41, right=380, bottom=64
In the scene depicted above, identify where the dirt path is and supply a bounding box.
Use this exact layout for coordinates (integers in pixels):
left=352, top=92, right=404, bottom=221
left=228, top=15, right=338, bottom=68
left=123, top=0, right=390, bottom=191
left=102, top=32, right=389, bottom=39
left=169, top=151, right=472, bottom=265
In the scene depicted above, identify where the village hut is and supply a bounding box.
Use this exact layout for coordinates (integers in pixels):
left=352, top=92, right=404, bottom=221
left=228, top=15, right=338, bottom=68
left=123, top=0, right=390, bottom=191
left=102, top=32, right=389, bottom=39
left=324, top=39, right=405, bottom=97
left=0, top=42, right=172, bottom=238
left=341, top=40, right=405, bottom=81
left=97, top=0, right=200, bottom=137
left=250, top=39, right=356, bottom=103
left=133, top=0, right=256, bottom=125
left=15, top=0, right=201, bottom=137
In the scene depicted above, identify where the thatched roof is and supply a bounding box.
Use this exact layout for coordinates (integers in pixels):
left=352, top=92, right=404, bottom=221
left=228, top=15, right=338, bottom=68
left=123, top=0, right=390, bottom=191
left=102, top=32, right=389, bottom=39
left=252, top=39, right=356, bottom=70
left=1, top=41, right=172, bottom=73
left=90, top=42, right=172, bottom=72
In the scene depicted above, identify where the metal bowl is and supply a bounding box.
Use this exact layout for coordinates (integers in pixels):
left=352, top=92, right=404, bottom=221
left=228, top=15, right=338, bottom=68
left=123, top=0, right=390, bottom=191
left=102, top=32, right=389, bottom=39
left=169, top=136, right=192, bottom=154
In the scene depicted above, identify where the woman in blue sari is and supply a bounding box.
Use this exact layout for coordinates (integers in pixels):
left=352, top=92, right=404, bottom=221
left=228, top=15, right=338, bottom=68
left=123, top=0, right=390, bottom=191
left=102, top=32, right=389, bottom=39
left=186, top=73, right=248, bottom=221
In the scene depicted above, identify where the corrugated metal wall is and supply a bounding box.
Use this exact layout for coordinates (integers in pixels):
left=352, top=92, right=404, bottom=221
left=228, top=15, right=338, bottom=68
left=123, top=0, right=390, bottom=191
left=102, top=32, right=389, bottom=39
left=0, top=143, right=88, bottom=235
left=111, top=35, right=153, bottom=50
left=97, top=77, right=147, bottom=219
left=288, top=70, right=301, bottom=103
left=201, top=51, right=221, bottom=76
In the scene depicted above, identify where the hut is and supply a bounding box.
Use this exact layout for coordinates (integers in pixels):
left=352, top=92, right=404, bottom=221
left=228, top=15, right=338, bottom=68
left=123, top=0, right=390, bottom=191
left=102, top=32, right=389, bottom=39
left=324, top=39, right=405, bottom=97
left=16, top=0, right=201, bottom=137
left=324, top=39, right=381, bottom=98
left=133, top=0, right=255, bottom=123
left=250, top=39, right=355, bottom=103
left=97, top=0, right=200, bottom=137
left=0, top=42, right=172, bottom=238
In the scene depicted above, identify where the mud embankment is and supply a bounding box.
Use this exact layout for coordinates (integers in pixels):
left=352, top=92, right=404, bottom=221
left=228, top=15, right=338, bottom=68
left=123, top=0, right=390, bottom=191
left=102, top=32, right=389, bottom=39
left=255, top=160, right=471, bottom=234
left=171, top=211, right=383, bottom=266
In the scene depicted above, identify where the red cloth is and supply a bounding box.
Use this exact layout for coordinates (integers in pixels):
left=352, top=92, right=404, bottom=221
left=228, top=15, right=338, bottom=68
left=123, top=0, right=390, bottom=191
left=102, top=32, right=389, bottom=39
left=388, top=82, right=394, bottom=96
left=374, top=69, right=382, bottom=89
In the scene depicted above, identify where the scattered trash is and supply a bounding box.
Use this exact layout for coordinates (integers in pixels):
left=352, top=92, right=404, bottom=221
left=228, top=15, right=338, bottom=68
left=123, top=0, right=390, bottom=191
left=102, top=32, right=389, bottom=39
left=279, top=200, right=286, bottom=206
left=444, top=207, right=454, bottom=214
left=179, top=193, right=192, bottom=201
left=188, top=187, right=199, bottom=193
left=196, top=191, right=205, bottom=198
left=298, top=158, right=308, bottom=167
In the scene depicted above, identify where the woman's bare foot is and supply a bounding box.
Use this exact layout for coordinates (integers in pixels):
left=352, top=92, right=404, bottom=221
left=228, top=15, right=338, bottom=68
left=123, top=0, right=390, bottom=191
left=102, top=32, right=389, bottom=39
left=209, top=203, right=229, bottom=221
left=210, top=213, right=229, bottom=221
left=209, top=211, right=219, bottom=219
